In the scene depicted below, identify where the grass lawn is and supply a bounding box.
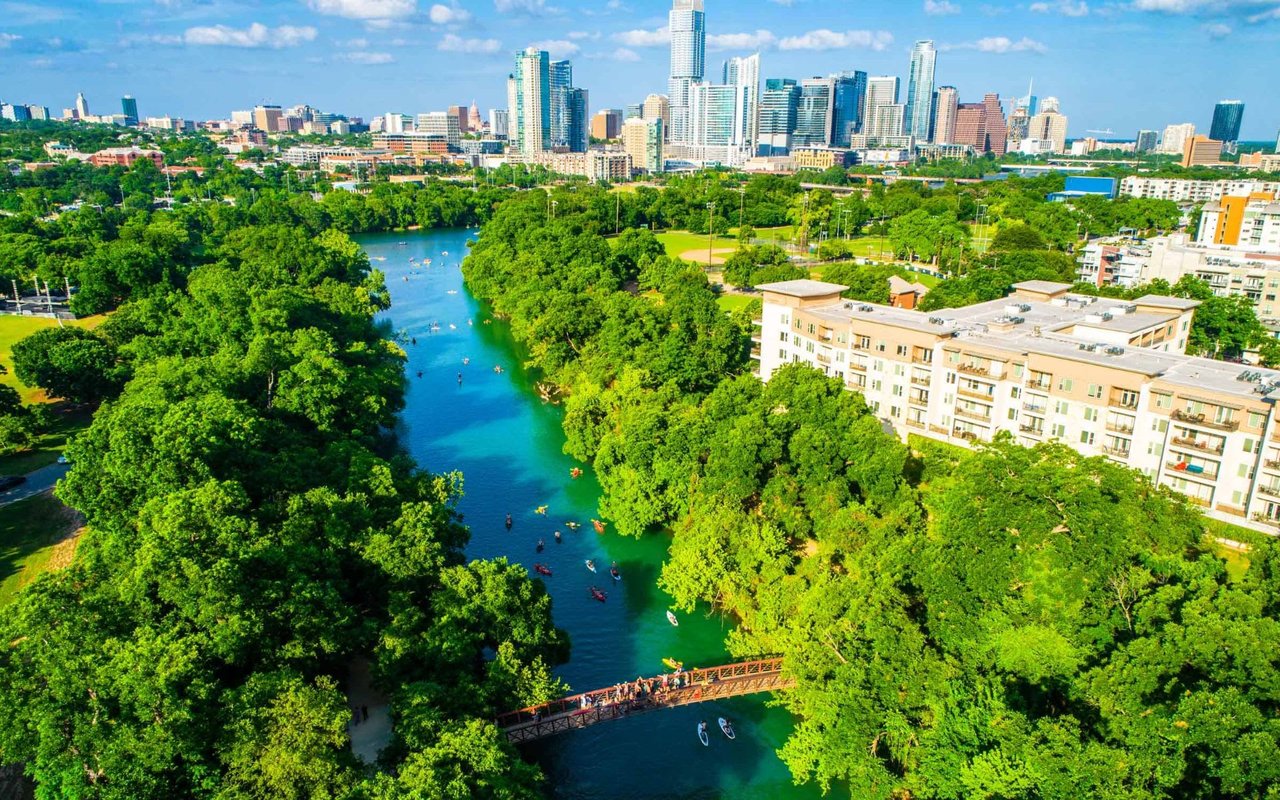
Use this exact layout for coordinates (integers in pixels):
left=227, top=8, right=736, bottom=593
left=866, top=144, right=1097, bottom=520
left=747, top=225, right=796, bottom=244
left=0, top=492, right=82, bottom=607
left=655, top=230, right=741, bottom=258
left=715, top=295, right=761, bottom=314
left=968, top=222, right=996, bottom=254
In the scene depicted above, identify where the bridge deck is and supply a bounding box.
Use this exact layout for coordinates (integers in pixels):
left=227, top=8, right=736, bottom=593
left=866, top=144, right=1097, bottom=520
left=497, top=658, right=792, bottom=744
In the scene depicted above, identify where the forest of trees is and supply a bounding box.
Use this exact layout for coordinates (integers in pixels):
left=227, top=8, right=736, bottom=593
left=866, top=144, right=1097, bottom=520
left=0, top=188, right=566, bottom=798
left=462, top=190, right=1280, bottom=799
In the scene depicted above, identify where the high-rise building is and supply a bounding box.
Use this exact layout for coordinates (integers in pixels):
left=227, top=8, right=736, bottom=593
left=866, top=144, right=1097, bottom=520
left=688, top=83, right=751, bottom=150
left=668, top=0, right=706, bottom=144
left=0, top=104, right=31, bottom=122
left=74, top=92, right=89, bottom=120
left=550, top=60, right=575, bottom=148
left=416, top=111, right=461, bottom=147
left=447, top=104, right=469, bottom=134
left=566, top=88, right=589, bottom=152
left=722, top=52, right=760, bottom=151
left=1161, top=123, right=1196, bottom=155
left=1182, top=135, right=1224, bottom=168
left=904, top=40, right=937, bottom=141
left=932, top=86, right=958, bottom=145
left=625, top=103, right=643, bottom=120
left=642, top=94, right=671, bottom=141
left=489, top=108, right=510, bottom=139
left=510, top=47, right=552, bottom=155
left=863, top=76, right=902, bottom=141
left=623, top=117, right=664, bottom=173
left=1029, top=99, right=1068, bottom=153
left=591, top=109, right=623, bottom=140
left=1006, top=106, right=1031, bottom=151
left=794, top=77, right=835, bottom=148
left=1016, top=80, right=1039, bottom=117
left=831, top=71, right=867, bottom=147
left=757, top=78, right=799, bottom=156
left=121, top=95, right=138, bottom=127
left=1135, top=130, right=1159, bottom=154
left=253, top=104, right=283, bottom=133
left=1209, top=100, right=1244, bottom=145
left=954, top=93, right=1007, bottom=156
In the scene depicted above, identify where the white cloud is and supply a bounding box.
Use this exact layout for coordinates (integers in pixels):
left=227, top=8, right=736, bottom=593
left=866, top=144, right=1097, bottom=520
left=1201, top=20, right=1233, bottom=33
left=306, top=0, right=417, bottom=19
left=566, top=30, right=598, bottom=39
left=613, top=26, right=669, bottom=46
left=707, top=29, right=777, bottom=50
left=612, top=47, right=640, bottom=61
left=494, top=0, right=551, bottom=12
left=924, top=0, right=960, bottom=14
left=1129, top=0, right=1277, bottom=12
left=428, top=3, right=471, bottom=23
left=339, top=37, right=370, bottom=47
left=0, top=32, right=20, bottom=48
left=339, top=50, right=395, bottom=63
left=941, top=35, right=1048, bottom=53
left=438, top=32, right=502, bottom=53
left=1248, top=5, right=1280, bottom=20
left=1029, top=0, right=1089, bottom=15
left=529, top=38, right=579, bottom=56
left=778, top=29, right=893, bottom=51
left=183, top=23, right=317, bottom=48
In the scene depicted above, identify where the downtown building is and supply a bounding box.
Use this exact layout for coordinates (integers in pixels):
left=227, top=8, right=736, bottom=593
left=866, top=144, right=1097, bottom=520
left=753, top=279, right=1280, bottom=534
left=508, top=47, right=552, bottom=156
left=668, top=0, right=706, bottom=145
left=953, top=93, right=1007, bottom=157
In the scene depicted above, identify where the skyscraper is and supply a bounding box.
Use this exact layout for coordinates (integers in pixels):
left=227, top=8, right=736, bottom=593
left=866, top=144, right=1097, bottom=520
left=757, top=78, right=799, bottom=156
left=1209, top=100, right=1244, bottom=145
left=121, top=95, right=138, bottom=127
left=74, top=92, right=89, bottom=120
left=1016, top=80, right=1039, bottom=117
left=550, top=60, right=574, bottom=148
left=831, top=71, right=867, bottom=147
left=489, top=108, right=510, bottom=139
left=794, top=77, right=835, bottom=148
left=953, top=93, right=1007, bottom=156
left=722, top=52, right=760, bottom=150
left=904, top=40, right=937, bottom=141
left=932, top=85, right=958, bottom=145
left=623, top=117, right=664, bottom=173
left=863, top=76, right=902, bottom=141
left=668, top=0, right=706, bottom=144
left=1135, top=130, right=1159, bottom=154
left=642, top=94, right=671, bottom=142
left=688, top=82, right=750, bottom=151
left=566, top=88, right=589, bottom=152
left=1029, top=98, right=1068, bottom=153
left=1161, top=123, right=1196, bottom=155
left=509, top=47, right=551, bottom=155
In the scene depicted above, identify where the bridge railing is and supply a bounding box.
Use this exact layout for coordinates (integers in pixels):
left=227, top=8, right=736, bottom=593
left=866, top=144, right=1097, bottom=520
left=495, top=656, right=785, bottom=730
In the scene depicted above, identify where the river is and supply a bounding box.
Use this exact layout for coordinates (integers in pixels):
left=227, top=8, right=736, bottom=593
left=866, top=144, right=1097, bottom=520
left=363, top=228, right=827, bottom=800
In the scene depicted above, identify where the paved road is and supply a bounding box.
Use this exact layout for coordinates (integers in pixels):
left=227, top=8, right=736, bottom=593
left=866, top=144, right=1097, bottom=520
left=0, top=462, right=69, bottom=507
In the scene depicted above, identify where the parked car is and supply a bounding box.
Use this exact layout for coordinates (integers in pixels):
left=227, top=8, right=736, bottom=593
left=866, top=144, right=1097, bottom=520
left=0, top=475, right=27, bottom=492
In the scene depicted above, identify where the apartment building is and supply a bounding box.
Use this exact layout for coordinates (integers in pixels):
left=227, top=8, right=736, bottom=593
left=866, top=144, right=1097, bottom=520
left=754, top=279, right=1280, bottom=533
left=1119, top=176, right=1280, bottom=204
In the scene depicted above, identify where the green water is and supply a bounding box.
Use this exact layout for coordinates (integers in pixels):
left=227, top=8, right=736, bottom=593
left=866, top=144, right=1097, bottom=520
left=364, top=229, right=827, bottom=800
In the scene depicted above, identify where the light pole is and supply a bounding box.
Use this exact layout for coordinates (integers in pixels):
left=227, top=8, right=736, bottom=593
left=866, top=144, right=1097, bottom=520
left=737, top=186, right=746, bottom=235
left=841, top=209, right=852, bottom=240
left=706, top=201, right=717, bottom=267
left=551, top=199, right=558, bottom=220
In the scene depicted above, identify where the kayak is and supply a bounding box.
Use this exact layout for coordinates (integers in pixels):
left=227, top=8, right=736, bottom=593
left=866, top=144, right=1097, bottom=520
left=719, top=718, right=735, bottom=740
left=565, top=521, right=580, bottom=530
left=535, top=505, right=548, bottom=515
left=610, top=565, right=621, bottom=581
left=585, top=560, right=597, bottom=573
left=534, top=564, right=552, bottom=577
left=592, top=519, right=606, bottom=534
left=666, top=611, right=679, bottom=627
left=590, top=586, right=607, bottom=603
left=662, top=657, right=683, bottom=671
left=697, top=725, right=709, bottom=747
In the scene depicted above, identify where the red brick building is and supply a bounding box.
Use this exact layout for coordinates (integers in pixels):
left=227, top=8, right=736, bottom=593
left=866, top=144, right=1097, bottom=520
left=88, top=147, right=165, bottom=168
left=953, top=93, right=1007, bottom=157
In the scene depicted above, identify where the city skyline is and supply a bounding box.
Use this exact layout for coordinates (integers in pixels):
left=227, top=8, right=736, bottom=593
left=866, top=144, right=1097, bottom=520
left=0, top=0, right=1277, bottom=139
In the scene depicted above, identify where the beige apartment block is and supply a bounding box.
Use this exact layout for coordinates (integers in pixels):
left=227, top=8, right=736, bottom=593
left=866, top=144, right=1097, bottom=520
left=754, top=279, right=1280, bottom=535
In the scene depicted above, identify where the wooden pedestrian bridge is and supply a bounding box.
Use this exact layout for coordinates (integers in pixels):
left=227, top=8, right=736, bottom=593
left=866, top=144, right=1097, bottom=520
left=496, top=657, right=792, bottom=744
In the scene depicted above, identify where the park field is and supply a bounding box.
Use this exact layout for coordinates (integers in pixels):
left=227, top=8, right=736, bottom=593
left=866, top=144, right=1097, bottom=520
left=0, top=315, right=105, bottom=403
left=655, top=230, right=741, bottom=258
left=0, top=492, right=82, bottom=607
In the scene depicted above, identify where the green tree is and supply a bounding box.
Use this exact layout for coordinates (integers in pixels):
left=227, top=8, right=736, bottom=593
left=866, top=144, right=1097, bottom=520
left=11, top=326, right=124, bottom=404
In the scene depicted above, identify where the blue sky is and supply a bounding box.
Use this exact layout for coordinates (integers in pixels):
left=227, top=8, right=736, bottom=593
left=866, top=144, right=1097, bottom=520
left=1, top=0, right=1277, bottom=140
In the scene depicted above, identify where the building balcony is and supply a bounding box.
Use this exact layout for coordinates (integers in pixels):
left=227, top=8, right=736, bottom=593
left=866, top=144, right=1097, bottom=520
left=957, top=387, right=995, bottom=402
left=750, top=347, right=761, bottom=359
left=1258, top=485, right=1280, bottom=499
left=952, top=428, right=980, bottom=442
left=1102, top=446, right=1130, bottom=458
left=1172, top=409, right=1239, bottom=432
left=1251, top=513, right=1280, bottom=528
left=957, top=363, right=990, bottom=377
left=910, top=376, right=931, bottom=386
left=1166, top=462, right=1219, bottom=481
left=1019, top=425, right=1044, bottom=436
left=954, top=408, right=992, bottom=423
left=1108, top=396, right=1140, bottom=410
left=750, top=334, right=762, bottom=344
left=1105, top=422, right=1135, bottom=435
left=1171, top=436, right=1224, bottom=455
left=929, top=424, right=950, bottom=436
left=911, top=355, right=933, bottom=365
left=816, top=353, right=832, bottom=365
left=908, top=393, right=929, bottom=407
left=905, top=418, right=926, bottom=430
left=849, top=360, right=867, bottom=372
left=1265, top=459, right=1280, bottom=471
left=1022, top=402, right=1047, bottom=414
left=852, top=343, right=870, bottom=352
left=751, top=319, right=763, bottom=327
left=1027, top=380, right=1051, bottom=391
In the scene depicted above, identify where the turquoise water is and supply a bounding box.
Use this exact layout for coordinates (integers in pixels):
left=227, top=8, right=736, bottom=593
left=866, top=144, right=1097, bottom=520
left=364, top=229, right=826, bottom=800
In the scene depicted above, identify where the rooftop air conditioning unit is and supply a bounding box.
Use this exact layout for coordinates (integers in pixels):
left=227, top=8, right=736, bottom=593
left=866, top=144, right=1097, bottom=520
left=1105, top=346, right=1126, bottom=355
left=857, top=304, right=874, bottom=313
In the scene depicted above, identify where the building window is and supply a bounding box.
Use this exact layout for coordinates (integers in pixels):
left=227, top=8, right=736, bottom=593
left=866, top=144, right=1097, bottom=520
left=1154, top=393, right=1172, bottom=409
left=808, top=323, right=816, bottom=334
left=1080, top=431, right=1095, bottom=445
left=1154, top=419, right=1168, bottom=433
left=1058, top=378, right=1074, bottom=392
left=1250, top=412, right=1266, bottom=429
left=872, top=380, right=882, bottom=391
left=896, top=345, right=908, bottom=357
left=779, top=332, right=789, bottom=342
left=779, top=349, right=787, bottom=359
left=890, top=406, right=901, bottom=418
left=1244, top=438, right=1258, bottom=454
left=873, top=359, right=884, bottom=372
left=876, top=341, right=886, bottom=352
left=892, top=385, right=903, bottom=397
left=806, top=341, right=815, bottom=353
left=1010, top=387, right=1021, bottom=399
left=1052, top=424, right=1066, bottom=438
left=1087, top=383, right=1102, bottom=399
left=1083, top=408, right=1098, bottom=422
left=1232, top=490, right=1244, bottom=505
left=781, top=315, right=790, bottom=326
left=1055, top=400, right=1070, bottom=415
left=1007, top=408, right=1018, bottom=421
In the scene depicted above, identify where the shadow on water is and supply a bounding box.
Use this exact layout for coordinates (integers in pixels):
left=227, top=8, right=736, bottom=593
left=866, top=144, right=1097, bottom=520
left=361, top=229, right=830, bottom=800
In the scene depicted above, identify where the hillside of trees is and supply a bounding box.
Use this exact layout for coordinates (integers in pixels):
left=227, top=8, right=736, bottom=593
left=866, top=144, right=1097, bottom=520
left=0, top=190, right=565, bottom=798
left=462, top=189, right=1280, bottom=799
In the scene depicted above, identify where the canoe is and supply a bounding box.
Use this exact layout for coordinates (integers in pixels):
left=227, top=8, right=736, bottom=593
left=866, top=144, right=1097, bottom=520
left=585, top=560, right=597, bottom=573
left=590, top=586, right=607, bottom=603
left=666, top=611, right=679, bottom=627
left=610, top=566, right=621, bottom=582
left=719, top=718, right=735, bottom=740
left=662, top=657, right=683, bottom=671
left=534, top=564, right=552, bottom=577
left=697, top=725, right=709, bottom=747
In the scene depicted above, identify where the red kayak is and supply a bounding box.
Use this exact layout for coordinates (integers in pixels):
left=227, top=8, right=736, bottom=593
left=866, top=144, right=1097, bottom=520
left=534, top=564, right=552, bottom=577
left=589, top=586, right=607, bottom=603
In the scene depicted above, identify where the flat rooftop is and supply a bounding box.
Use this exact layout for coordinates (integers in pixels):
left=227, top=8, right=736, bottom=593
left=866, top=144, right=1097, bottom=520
left=756, top=280, right=850, bottom=298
